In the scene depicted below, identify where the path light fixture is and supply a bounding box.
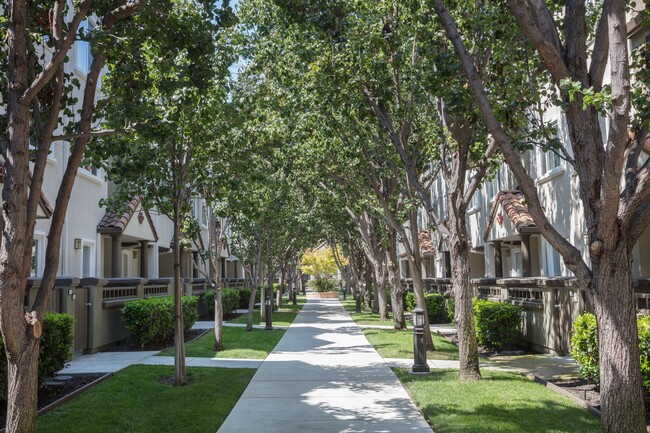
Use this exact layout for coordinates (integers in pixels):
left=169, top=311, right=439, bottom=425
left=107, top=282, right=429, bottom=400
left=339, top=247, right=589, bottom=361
left=411, top=308, right=431, bottom=375
left=355, top=290, right=361, bottom=313
left=265, top=292, right=273, bottom=331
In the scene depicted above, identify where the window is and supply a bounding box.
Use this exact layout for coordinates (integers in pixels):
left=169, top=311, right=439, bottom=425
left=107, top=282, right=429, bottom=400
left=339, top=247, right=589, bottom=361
left=122, top=251, right=131, bottom=278
left=76, top=20, right=95, bottom=74
left=545, top=242, right=562, bottom=277
left=79, top=241, right=95, bottom=278
left=30, top=235, right=45, bottom=277
left=510, top=248, right=522, bottom=277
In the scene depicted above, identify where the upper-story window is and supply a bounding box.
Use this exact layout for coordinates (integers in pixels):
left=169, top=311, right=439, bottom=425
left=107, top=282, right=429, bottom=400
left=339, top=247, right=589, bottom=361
left=76, top=19, right=95, bottom=74
left=191, top=198, right=207, bottom=227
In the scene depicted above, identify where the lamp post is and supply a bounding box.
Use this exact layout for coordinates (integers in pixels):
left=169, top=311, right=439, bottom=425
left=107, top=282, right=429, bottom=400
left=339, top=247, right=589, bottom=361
left=265, top=292, right=273, bottom=331
left=411, top=308, right=430, bottom=374
left=292, top=285, right=297, bottom=306
left=355, top=290, right=361, bottom=313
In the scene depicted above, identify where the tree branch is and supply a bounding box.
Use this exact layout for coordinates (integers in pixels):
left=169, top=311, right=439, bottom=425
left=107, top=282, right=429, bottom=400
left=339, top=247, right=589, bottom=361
left=51, top=128, right=134, bottom=142
left=431, top=0, right=592, bottom=287
left=506, top=0, right=571, bottom=83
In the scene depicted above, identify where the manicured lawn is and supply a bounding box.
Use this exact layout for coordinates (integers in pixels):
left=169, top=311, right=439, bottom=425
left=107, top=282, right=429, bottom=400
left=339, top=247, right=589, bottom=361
left=158, top=326, right=285, bottom=358
left=364, top=328, right=459, bottom=360
left=395, top=369, right=600, bottom=433
left=227, top=301, right=304, bottom=327
left=340, top=298, right=396, bottom=326
left=38, top=365, right=253, bottom=433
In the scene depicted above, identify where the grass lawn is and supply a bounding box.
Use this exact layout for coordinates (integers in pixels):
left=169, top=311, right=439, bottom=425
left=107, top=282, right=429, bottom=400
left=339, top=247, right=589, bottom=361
left=364, top=328, right=459, bottom=360
left=339, top=298, right=396, bottom=326
left=38, top=365, right=253, bottom=433
left=395, top=369, right=600, bottom=433
left=227, top=303, right=303, bottom=327
left=158, top=326, right=285, bottom=358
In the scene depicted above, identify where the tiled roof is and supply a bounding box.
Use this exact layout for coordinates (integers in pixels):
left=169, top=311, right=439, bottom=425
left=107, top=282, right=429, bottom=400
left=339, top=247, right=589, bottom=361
left=499, top=191, right=536, bottom=231
left=97, top=196, right=158, bottom=241
left=419, top=230, right=435, bottom=257
left=484, top=190, right=537, bottom=240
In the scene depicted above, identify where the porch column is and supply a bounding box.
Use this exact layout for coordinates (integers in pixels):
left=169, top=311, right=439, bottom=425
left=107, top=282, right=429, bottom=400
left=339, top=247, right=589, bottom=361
left=493, top=241, right=503, bottom=278
left=111, top=234, right=122, bottom=278
left=521, top=234, right=532, bottom=278
left=140, top=241, right=148, bottom=278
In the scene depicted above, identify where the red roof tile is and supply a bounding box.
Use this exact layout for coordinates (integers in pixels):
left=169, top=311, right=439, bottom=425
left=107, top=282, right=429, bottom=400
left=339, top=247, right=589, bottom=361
left=484, top=190, right=537, bottom=240
left=418, top=230, right=435, bottom=257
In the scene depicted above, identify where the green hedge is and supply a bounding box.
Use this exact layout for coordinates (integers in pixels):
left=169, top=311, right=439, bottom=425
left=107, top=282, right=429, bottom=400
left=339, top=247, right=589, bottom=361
left=404, top=292, right=450, bottom=324
left=122, top=296, right=198, bottom=347
left=473, top=299, right=522, bottom=351
left=570, top=313, right=599, bottom=385
left=572, top=313, right=650, bottom=404
left=204, top=288, right=240, bottom=317
left=0, top=312, right=74, bottom=401
left=311, top=279, right=337, bottom=292
left=238, top=288, right=252, bottom=309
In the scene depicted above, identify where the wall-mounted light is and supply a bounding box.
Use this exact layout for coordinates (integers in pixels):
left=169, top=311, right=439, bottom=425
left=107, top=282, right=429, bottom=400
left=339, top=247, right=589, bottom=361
left=67, top=288, right=74, bottom=296
left=74, top=238, right=81, bottom=250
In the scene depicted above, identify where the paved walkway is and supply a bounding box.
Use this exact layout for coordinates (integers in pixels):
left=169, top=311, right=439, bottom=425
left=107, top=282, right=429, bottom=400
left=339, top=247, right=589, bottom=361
left=216, top=299, right=434, bottom=433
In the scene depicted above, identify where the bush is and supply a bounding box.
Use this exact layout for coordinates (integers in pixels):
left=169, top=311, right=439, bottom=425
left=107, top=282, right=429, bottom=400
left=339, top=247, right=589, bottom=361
left=312, top=278, right=337, bottom=292
left=0, top=312, right=74, bottom=401
left=122, top=296, right=198, bottom=347
left=204, top=288, right=240, bottom=317
left=238, top=288, right=252, bottom=309
left=570, top=313, right=600, bottom=385
left=40, top=312, right=75, bottom=383
left=446, top=297, right=456, bottom=323
left=571, top=313, right=650, bottom=404
left=404, top=292, right=450, bottom=324
left=473, top=299, right=522, bottom=351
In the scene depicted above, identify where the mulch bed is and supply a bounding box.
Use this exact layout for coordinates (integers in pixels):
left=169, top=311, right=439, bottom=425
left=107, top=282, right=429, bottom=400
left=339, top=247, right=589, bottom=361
left=0, top=373, right=106, bottom=429
left=103, top=328, right=207, bottom=352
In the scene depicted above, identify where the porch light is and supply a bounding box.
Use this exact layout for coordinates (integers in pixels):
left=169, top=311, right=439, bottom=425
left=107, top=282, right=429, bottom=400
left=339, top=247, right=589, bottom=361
left=74, top=238, right=81, bottom=250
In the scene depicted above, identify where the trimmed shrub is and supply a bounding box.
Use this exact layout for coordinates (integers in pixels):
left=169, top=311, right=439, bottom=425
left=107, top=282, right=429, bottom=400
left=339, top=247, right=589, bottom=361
left=204, top=288, right=240, bottom=317
left=122, top=296, right=198, bottom=347
left=0, top=312, right=74, bottom=401
left=473, top=299, right=522, bottom=351
left=571, top=313, right=650, bottom=404
left=404, top=292, right=450, bottom=324
left=570, top=313, right=599, bottom=385
left=312, top=278, right=337, bottom=292
left=182, top=296, right=199, bottom=330
left=40, top=312, right=75, bottom=383
left=446, top=297, right=456, bottom=323
left=238, top=288, right=252, bottom=309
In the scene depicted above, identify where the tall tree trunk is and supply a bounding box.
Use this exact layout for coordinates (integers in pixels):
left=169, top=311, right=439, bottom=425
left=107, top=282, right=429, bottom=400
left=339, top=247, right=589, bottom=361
left=408, top=211, right=434, bottom=350
left=246, top=287, right=258, bottom=332
left=276, top=265, right=285, bottom=308
left=387, top=230, right=406, bottom=330
left=213, top=281, right=223, bottom=350
left=593, top=246, right=645, bottom=433
left=408, top=256, right=434, bottom=351
left=172, top=202, right=187, bottom=386
left=449, top=229, right=481, bottom=380
left=364, top=262, right=373, bottom=309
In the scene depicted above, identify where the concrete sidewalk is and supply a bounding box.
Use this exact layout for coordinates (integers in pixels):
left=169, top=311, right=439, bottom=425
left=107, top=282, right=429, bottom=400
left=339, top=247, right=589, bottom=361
left=216, top=299, right=434, bottom=433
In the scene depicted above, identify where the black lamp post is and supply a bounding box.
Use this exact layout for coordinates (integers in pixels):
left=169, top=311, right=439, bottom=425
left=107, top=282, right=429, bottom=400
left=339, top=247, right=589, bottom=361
left=411, top=308, right=430, bottom=374
left=355, top=290, right=361, bottom=313
left=292, top=286, right=297, bottom=306
left=265, top=292, right=273, bottom=331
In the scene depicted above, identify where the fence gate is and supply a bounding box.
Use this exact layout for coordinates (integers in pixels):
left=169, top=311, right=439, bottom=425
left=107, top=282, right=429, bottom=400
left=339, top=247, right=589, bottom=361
left=74, top=287, right=89, bottom=353
left=552, top=288, right=572, bottom=355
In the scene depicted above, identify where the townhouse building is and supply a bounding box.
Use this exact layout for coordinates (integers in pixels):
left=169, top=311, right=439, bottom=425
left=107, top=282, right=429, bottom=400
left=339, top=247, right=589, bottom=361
left=9, top=16, right=245, bottom=354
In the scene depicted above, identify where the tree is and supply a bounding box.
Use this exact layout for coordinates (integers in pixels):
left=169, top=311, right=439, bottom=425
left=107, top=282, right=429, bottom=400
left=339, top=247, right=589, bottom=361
left=1, top=1, right=160, bottom=431
left=94, top=0, right=234, bottom=385
left=432, top=0, right=650, bottom=429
